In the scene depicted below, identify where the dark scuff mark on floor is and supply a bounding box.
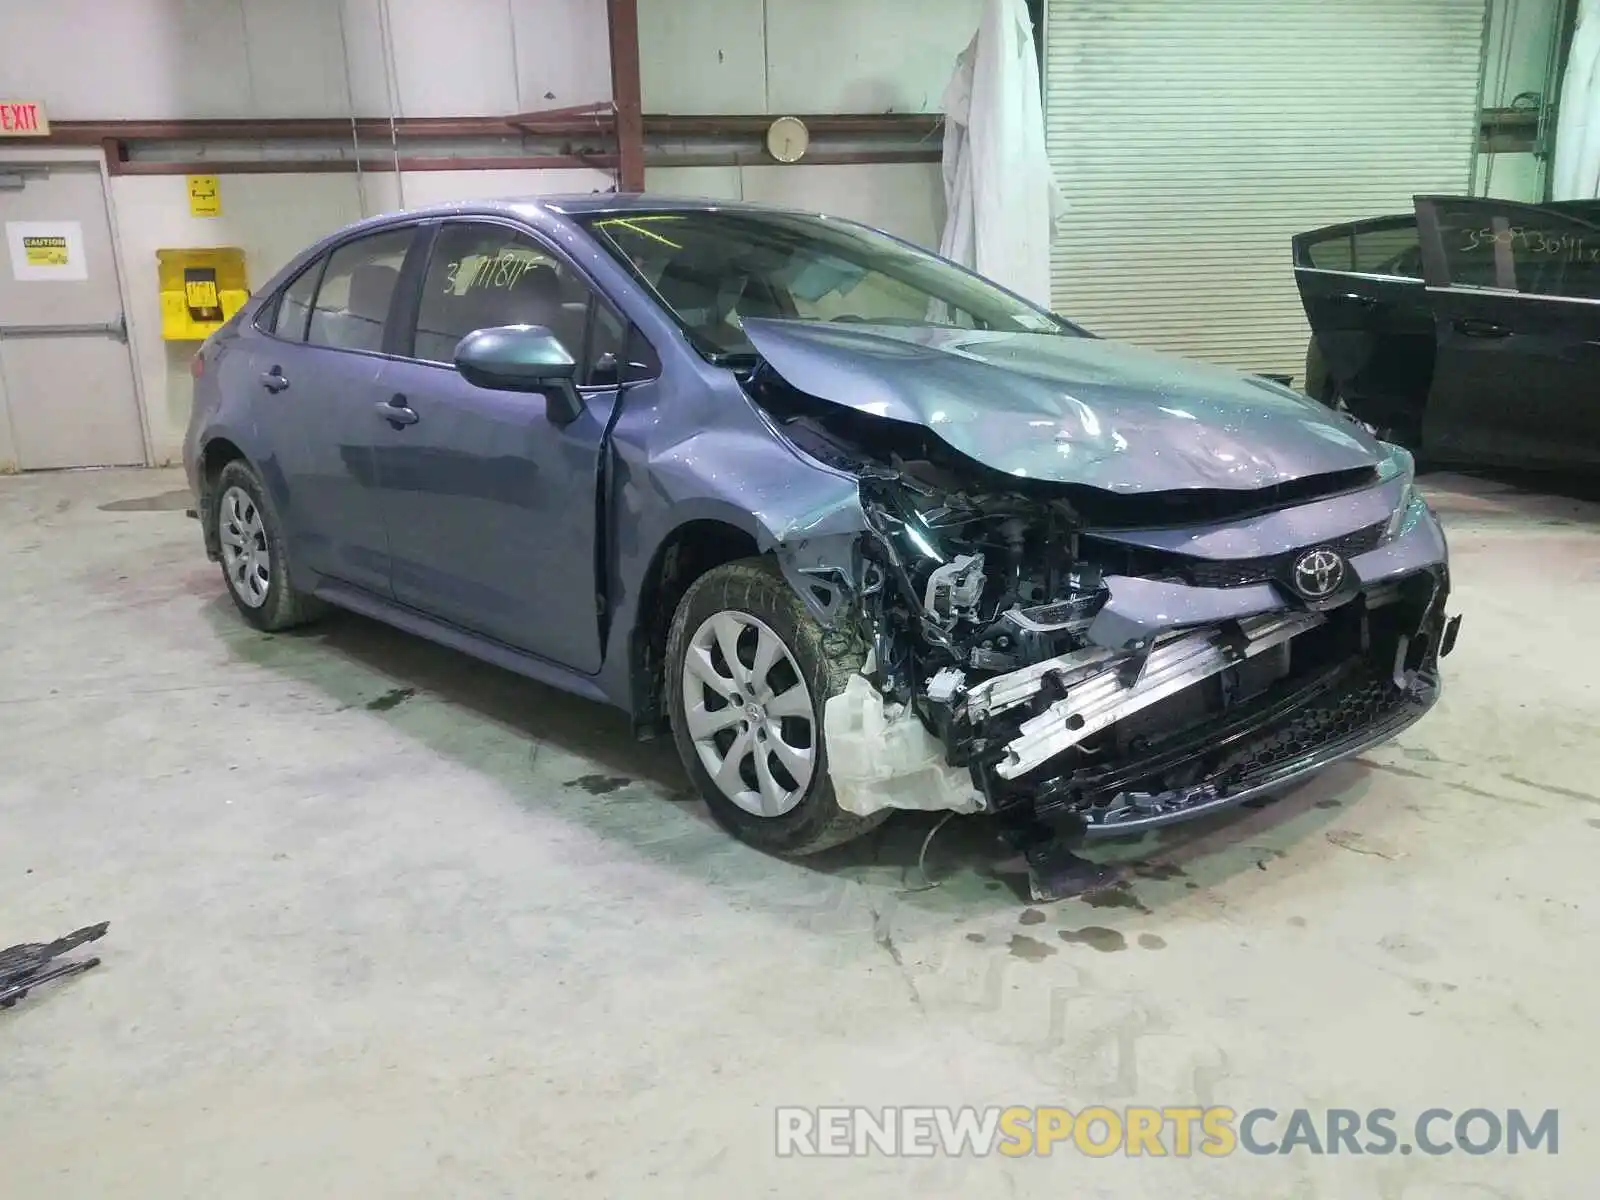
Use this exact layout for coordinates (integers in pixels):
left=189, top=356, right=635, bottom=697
left=1500, top=773, right=1600, bottom=806
left=1008, top=934, right=1057, bottom=961
left=1018, top=908, right=1047, bottom=925
left=366, top=687, right=416, bottom=712
left=1313, top=798, right=1343, bottom=809
left=1059, top=927, right=1127, bottom=952
left=566, top=774, right=633, bottom=795
left=1359, top=758, right=1524, bottom=805
left=1137, top=933, right=1167, bottom=950
left=1131, top=861, right=1185, bottom=881
left=965, top=932, right=986, bottom=943
left=1081, top=882, right=1151, bottom=914
left=871, top=904, right=924, bottom=1012
left=1325, top=830, right=1397, bottom=860
left=98, top=489, right=193, bottom=513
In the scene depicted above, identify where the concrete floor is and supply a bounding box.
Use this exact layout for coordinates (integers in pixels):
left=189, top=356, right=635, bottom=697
left=1, top=466, right=1596, bottom=1198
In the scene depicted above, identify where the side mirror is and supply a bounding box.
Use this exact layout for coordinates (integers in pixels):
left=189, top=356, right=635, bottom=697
left=455, top=325, right=583, bottom=424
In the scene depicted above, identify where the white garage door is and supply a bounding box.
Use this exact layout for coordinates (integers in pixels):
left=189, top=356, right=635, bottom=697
left=1043, top=0, right=1487, bottom=382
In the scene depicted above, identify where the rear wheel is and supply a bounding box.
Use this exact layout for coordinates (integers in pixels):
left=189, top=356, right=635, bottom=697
left=665, top=558, right=886, bottom=856
left=212, top=459, right=323, bottom=632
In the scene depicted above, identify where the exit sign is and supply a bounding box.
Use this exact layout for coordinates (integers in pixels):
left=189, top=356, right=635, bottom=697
left=0, top=101, right=49, bottom=137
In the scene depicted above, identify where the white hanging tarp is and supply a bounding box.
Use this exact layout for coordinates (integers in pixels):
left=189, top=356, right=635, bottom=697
left=938, top=0, right=1064, bottom=309
left=1554, top=0, right=1600, bottom=201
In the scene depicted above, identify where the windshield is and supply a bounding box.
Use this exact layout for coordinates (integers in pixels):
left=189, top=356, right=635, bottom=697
left=576, top=208, right=1078, bottom=361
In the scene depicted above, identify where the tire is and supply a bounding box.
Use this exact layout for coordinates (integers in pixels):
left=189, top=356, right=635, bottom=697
left=666, top=557, right=887, bottom=856
left=212, top=459, right=324, bottom=632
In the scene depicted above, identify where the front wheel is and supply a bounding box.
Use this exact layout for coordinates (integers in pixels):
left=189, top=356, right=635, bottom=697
left=665, top=558, right=886, bottom=856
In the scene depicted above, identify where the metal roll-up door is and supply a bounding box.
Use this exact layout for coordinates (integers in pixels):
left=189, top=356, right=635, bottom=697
left=1043, top=0, right=1488, bottom=383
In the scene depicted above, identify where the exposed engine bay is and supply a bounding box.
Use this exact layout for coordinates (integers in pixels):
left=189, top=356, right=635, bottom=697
left=750, top=364, right=1460, bottom=855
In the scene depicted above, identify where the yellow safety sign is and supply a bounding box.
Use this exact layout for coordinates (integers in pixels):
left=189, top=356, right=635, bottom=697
left=187, top=175, right=222, bottom=218
left=21, top=235, right=68, bottom=267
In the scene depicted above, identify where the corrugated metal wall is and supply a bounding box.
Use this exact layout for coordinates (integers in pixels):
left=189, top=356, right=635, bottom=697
left=1044, top=0, right=1488, bottom=381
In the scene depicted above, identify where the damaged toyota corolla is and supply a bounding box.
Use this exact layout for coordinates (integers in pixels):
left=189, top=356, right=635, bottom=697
left=185, top=196, right=1460, bottom=895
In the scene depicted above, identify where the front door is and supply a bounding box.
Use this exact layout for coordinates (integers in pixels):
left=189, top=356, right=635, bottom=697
left=248, top=224, right=418, bottom=595
left=1415, top=196, right=1600, bottom=469
left=1292, top=214, right=1434, bottom=441
left=373, top=219, right=628, bottom=672
left=0, top=161, right=143, bottom=469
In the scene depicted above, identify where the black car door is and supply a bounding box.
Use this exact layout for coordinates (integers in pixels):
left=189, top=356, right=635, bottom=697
left=1292, top=215, right=1434, bottom=441
left=1415, top=196, right=1600, bottom=469
left=251, top=225, right=419, bottom=595
left=371, top=219, right=635, bottom=672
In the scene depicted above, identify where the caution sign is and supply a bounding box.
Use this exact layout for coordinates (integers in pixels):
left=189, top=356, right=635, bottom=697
left=187, top=174, right=221, bottom=217
left=6, top=221, right=87, bottom=281
left=22, top=235, right=68, bottom=267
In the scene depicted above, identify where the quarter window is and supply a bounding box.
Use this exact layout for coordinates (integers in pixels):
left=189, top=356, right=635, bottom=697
left=271, top=262, right=321, bottom=341
left=305, top=228, right=414, bottom=353
left=586, top=300, right=628, bottom=387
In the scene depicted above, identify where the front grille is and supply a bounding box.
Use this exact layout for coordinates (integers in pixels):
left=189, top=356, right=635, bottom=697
left=1211, top=665, right=1417, bottom=780
left=1030, top=656, right=1430, bottom=822
left=1089, top=521, right=1388, bottom=590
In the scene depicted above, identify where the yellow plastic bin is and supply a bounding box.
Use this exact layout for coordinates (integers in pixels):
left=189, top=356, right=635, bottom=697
left=157, top=247, right=249, bottom=340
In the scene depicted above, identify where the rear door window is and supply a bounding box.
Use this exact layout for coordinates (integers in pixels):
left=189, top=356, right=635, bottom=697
left=1293, top=216, right=1423, bottom=278
left=305, top=227, right=416, bottom=353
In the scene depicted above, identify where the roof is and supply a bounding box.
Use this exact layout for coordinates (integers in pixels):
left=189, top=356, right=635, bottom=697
left=511, top=192, right=817, bottom=218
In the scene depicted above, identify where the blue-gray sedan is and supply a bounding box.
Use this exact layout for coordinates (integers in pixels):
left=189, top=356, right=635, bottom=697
left=184, top=195, right=1459, bottom=891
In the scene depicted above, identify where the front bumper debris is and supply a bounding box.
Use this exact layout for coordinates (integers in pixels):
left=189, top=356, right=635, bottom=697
left=988, top=612, right=1323, bottom=779
left=1060, top=662, right=1439, bottom=836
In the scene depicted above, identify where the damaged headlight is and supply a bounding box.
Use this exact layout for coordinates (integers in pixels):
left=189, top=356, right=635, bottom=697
left=1384, top=484, right=1426, bottom=542
left=1378, top=444, right=1422, bottom=543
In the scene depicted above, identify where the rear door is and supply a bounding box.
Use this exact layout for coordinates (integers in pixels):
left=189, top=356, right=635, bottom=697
left=1415, top=196, right=1600, bottom=469
left=1292, top=215, right=1434, bottom=441
left=248, top=224, right=420, bottom=595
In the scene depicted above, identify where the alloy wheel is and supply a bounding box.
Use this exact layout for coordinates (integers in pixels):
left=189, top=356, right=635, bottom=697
left=218, top=486, right=271, bottom=608
left=681, top=611, right=816, bottom=817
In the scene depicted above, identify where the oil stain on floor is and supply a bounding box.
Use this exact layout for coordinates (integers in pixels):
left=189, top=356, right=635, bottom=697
left=98, top=489, right=193, bottom=513
left=1008, top=934, right=1057, bottom=961
left=1058, top=927, right=1127, bottom=952
left=566, top=774, right=633, bottom=795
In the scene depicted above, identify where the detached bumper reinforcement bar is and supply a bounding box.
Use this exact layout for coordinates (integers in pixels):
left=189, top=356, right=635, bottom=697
left=995, top=611, right=1324, bottom=779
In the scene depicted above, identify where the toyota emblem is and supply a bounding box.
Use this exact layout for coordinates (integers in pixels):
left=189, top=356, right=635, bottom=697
left=1292, top=548, right=1346, bottom=599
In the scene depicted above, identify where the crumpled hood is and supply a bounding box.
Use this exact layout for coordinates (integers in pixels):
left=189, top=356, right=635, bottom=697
left=740, top=319, right=1384, bottom=492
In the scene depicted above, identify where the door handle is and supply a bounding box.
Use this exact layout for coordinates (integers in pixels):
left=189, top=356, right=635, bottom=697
left=1453, top=318, right=1511, bottom=339
left=259, top=368, right=290, bottom=393
left=1335, top=293, right=1377, bottom=309
left=376, top=395, right=419, bottom=427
